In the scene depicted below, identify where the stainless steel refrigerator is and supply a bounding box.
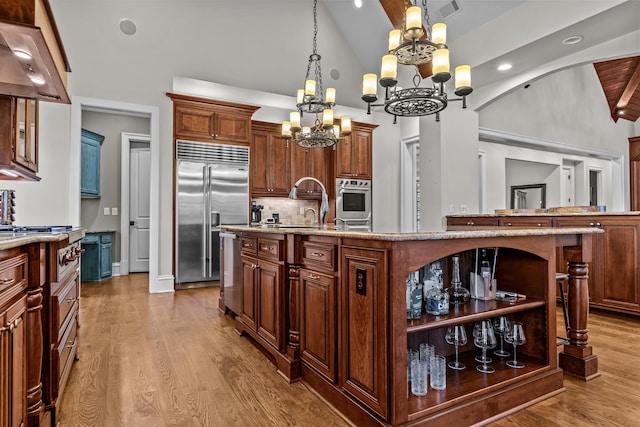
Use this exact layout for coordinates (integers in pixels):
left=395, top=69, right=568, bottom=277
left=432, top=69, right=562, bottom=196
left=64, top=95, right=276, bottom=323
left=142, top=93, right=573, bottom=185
left=175, top=140, right=249, bottom=287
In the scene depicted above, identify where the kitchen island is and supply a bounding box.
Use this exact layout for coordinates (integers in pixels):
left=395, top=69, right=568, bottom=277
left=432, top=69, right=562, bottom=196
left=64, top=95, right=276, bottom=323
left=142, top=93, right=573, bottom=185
left=221, top=225, right=600, bottom=426
left=0, top=228, right=84, bottom=427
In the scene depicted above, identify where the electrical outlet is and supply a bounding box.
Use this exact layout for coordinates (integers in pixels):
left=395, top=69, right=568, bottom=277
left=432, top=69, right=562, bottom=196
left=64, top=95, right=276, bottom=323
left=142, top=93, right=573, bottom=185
left=299, top=207, right=305, bottom=214
left=104, top=207, right=110, bottom=215
left=111, top=207, right=118, bottom=216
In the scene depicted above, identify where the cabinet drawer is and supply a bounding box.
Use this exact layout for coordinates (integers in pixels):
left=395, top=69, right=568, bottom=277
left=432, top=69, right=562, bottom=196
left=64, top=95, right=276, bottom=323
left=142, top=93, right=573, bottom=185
left=53, top=271, right=79, bottom=342
left=301, top=242, right=336, bottom=271
left=241, top=236, right=257, bottom=256
left=258, top=238, right=282, bottom=261
left=0, top=252, right=27, bottom=300
left=100, top=233, right=112, bottom=243
left=500, top=218, right=552, bottom=228
left=56, top=315, right=78, bottom=388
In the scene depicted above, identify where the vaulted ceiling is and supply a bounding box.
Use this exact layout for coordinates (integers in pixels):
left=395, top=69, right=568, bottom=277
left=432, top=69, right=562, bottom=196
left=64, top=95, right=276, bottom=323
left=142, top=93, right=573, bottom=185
left=594, top=56, right=640, bottom=123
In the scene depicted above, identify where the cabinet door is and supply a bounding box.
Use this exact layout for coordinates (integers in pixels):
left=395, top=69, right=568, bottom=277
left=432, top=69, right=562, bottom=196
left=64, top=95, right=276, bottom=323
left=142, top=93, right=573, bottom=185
left=80, top=238, right=100, bottom=282
left=599, top=222, right=640, bottom=312
left=0, top=296, right=27, bottom=427
left=300, top=269, right=336, bottom=382
left=335, top=133, right=354, bottom=179
left=100, top=243, right=112, bottom=279
left=241, top=257, right=258, bottom=330
left=13, top=98, right=38, bottom=173
left=351, top=129, right=372, bottom=179
left=268, top=134, right=291, bottom=196
left=214, top=111, right=251, bottom=143
left=340, top=246, right=388, bottom=419
left=175, top=105, right=216, bottom=142
left=250, top=130, right=270, bottom=195
left=250, top=124, right=290, bottom=197
left=80, top=129, right=103, bottom=198
left=257, top=261, right=282, bottom=350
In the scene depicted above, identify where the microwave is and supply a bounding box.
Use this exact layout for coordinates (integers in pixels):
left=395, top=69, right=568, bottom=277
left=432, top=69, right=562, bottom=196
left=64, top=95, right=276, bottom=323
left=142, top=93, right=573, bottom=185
left=335, top=179, right=372, bottom=228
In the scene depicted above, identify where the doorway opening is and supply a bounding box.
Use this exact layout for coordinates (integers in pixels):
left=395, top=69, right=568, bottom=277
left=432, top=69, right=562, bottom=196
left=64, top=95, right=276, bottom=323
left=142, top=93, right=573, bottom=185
left=589, top=168, right=603, bottom=206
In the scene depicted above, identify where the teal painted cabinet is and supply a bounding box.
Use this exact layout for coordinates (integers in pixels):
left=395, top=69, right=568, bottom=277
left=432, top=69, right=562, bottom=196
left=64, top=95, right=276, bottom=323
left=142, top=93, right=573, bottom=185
left=80, top=129, right=104, bottom=198
left=81, top=232, right=113, bottom=282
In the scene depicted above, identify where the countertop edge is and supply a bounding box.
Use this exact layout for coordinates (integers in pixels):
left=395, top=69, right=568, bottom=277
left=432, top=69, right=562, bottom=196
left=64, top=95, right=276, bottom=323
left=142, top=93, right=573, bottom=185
left=0, top=228, right=85, bottom=250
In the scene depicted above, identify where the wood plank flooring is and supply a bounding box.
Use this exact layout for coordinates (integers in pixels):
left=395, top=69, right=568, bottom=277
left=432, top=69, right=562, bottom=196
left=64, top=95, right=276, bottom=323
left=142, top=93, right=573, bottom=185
left=58, top=274, right=640, bottom=427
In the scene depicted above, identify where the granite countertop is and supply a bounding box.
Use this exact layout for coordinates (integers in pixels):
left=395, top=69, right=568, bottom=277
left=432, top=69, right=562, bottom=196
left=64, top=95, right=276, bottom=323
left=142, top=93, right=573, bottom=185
left=0, top=228, right=85, bottom=250
left=223, top=225, right=603, bottom=242
left=447, top=211, right=640, bottom=217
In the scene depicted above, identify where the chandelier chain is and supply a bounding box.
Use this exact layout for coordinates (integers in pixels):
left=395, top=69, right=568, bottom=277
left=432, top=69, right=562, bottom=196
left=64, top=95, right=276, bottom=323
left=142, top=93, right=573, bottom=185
left=422, top=0, right=431, bottom=29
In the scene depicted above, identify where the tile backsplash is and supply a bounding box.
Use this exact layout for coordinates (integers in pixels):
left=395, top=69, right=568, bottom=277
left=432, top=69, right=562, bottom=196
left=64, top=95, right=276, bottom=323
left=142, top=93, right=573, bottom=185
left=253, top=197, right=320, bottom=225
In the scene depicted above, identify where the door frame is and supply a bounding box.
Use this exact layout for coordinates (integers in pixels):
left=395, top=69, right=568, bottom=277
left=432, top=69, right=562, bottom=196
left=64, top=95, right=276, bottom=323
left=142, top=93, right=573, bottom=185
left=120, top=132, right=151, bottom=276
left=70, top=96, right=170, bottom=293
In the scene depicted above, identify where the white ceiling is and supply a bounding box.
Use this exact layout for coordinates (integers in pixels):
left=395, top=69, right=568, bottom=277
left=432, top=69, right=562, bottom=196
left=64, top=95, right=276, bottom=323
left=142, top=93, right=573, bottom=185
left=321, top=0, right=640, bottom=106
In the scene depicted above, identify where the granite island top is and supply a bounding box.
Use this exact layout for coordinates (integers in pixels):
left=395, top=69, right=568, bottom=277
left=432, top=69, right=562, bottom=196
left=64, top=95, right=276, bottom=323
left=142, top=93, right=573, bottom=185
left=0, top=228, right=85, bottom=250
left=223, top=225, right=603, bottom=241
left=447, top=211, right=640, bottom=217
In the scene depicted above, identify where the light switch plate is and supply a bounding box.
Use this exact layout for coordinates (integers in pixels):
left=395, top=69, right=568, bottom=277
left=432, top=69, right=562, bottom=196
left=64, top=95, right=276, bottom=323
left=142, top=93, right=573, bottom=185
left=111, top=208, right=118, bottom=216
left=104, top=207, right=110, bottom=215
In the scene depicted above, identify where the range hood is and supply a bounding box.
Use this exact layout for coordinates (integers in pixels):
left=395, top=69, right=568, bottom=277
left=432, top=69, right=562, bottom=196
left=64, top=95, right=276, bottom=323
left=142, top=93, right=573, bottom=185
left=0, top=0, right=70, bottom=103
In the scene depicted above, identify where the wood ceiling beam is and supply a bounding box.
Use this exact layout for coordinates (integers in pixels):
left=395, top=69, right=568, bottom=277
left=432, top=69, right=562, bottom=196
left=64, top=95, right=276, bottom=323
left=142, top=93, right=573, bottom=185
left=378, top=0, right=433, bottom=79
left=615, top=61, right=640, bottom=110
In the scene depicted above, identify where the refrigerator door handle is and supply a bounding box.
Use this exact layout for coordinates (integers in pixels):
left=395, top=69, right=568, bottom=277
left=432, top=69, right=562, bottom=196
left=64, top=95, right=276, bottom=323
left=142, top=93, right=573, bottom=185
left=202, top=165, right=208, bottom=278
left=207, top=165, right=214, bottom=278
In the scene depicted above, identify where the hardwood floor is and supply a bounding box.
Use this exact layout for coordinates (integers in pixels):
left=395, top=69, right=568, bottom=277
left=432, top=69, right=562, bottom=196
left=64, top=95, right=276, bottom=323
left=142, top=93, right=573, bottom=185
left=58, top=274, right=640, bottom=427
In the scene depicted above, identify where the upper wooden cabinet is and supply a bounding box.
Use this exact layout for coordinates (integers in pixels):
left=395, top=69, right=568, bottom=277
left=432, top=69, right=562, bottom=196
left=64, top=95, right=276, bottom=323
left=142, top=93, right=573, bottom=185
left=290, top=143, right=332, bottom=199
left=335, top=122, right=377, bottom=179
left=0, top=96, right=40, bottom=181
left=250, top=121, right=291, bottom=197
left=80, top=129, right=104, bottom=198
left=168, top=93, right=259, bottom=145
left=0, top=0, right=71, bottom=103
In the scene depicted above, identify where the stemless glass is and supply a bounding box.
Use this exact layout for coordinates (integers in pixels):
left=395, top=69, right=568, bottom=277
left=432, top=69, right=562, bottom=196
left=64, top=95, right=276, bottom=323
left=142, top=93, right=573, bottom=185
left=474, top=319, right=497, bottom=373
left=505, top=321, right=527, bottom=368
left=492, top=316, right=511, bottom=357
left=445, top=325, right=467, bottom=370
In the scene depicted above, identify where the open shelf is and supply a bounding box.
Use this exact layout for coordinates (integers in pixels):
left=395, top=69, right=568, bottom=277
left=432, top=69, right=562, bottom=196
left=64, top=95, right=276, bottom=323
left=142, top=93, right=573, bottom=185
left=407, top=298, right=546, bottom=333
left=406, top=350, right=548, bottom=420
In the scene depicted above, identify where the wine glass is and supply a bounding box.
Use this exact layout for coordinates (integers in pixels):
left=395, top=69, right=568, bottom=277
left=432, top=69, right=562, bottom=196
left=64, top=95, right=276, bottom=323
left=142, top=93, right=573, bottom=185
left=505, top=321, right=527, bottom=368
left=474, top=319, right=497, bottom=373
left=445, top=325, right=467, bottom=370
left=492, top=316, right=511, bottom=357
left=473, top=321, right=492, bottom=364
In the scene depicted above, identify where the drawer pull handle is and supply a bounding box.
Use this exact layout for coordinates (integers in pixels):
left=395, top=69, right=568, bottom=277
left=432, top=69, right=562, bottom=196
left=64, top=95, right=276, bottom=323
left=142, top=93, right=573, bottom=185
left=65, top=297, right=78, bottom=303
left=261, top=245, right=274, bottom=251
left=308, top=274, right=321, bottom=280
left=507, top=222, right=513, bottom=226
left=311, top=252, right=325, bottom=257
left=0, top=278, right=15, bottom=286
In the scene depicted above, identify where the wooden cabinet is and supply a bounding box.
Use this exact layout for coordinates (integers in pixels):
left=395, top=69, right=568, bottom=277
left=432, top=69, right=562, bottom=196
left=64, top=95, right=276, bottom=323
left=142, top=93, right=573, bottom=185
left=0, top=248, right=28, bottom=427
left=335, top=122, right=376, bottom=179
left=447, top=216, right=500, bottom=228
left=168, top=93, right=259, bottom=145
left=290, top=144, right=331, bottom=199
left=0, top=96, right=40, bottom=181
left=239, top=234, right=286, bottom=351
left=340, top=245, right=388, bottom=419
left=80, top=129, right=104, bottom=198
left=80, top=232, right=113, bottom=282
left=250, top=121, right=291, bottom=197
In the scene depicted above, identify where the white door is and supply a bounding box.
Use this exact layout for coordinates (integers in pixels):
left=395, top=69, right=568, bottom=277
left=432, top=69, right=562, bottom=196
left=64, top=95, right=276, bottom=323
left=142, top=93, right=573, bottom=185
left=562, top=166, right=575, bottom=206
left=129, top=147, right=150, bottom=272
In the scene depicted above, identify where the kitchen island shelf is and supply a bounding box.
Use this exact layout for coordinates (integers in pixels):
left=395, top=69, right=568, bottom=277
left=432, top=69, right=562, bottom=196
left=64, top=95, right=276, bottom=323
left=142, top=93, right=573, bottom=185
left=407, top=298, right=545, bottom=333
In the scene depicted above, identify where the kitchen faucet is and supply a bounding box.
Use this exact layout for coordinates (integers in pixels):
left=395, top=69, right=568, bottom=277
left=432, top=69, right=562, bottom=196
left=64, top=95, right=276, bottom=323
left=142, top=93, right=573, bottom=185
left=289, top=177, right=329, bottom=226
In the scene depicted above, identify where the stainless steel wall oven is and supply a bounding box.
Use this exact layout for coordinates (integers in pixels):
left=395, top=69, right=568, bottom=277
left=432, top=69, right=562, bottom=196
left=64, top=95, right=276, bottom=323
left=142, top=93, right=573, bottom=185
left=335, top=178, right=372, bottom=231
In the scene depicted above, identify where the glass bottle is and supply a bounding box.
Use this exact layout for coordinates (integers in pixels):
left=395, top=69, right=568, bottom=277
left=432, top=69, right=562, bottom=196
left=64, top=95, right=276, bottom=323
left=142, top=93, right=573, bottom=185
left=406, top=272, right=422, bottom=319
left=447, top=254, right=470, bottom=304
left=425, top=261, right=449, bottom=315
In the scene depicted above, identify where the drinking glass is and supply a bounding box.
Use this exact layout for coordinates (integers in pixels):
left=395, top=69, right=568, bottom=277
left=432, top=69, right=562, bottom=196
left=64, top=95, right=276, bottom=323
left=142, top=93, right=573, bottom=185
left=410, top=358, right=428, bottom=396
left=492, top=316, right=511, bottom=357
left=474, top=319, right=497, bottom=373
left=445, top=325, right=467, bottom=370
left=408, top=348, right=419, bottom=382
left=419, top=343, right=435, bottom=374
left=430, top=355, right=447, bottom=390
left=505, top=321, right=527, bottom=368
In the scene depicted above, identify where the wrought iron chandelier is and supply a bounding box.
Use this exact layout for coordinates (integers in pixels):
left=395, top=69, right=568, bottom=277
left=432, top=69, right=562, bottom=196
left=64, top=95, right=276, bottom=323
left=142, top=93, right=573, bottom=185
left=282, top=0, right=351, bottom=148
left=361, top=0, right=473, bottom=122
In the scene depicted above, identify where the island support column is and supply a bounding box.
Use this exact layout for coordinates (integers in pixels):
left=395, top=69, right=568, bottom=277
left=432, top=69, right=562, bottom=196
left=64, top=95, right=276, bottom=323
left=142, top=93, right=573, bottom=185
left=559, top=261, right=600, bottom=380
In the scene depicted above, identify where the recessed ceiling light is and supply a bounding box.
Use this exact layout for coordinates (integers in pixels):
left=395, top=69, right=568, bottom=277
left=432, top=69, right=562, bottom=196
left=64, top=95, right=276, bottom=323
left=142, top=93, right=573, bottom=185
left=354, top=0, right=363, bottom=8
left=29, top=76, right=45, bottom=85
left=562, top=35, right=583, bottom=45
left=497, top=63, right=512, bottom=71
left=119, top=18, right=137, bottom=35
left=13, top=49, right=32, bottom=60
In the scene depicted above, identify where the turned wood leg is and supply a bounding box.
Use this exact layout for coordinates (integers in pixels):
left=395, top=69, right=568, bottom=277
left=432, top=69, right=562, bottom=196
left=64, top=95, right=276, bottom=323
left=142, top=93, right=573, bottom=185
left=26, top=286, right=44, bottom=427
left=559, top=262, right=600, bottom=381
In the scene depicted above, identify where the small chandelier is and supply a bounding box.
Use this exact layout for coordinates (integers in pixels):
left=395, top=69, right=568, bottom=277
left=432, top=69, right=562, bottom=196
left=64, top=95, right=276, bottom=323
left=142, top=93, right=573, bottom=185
left=282, top=0, right=351, bottom=148
left=361, top=0, right=473, bottom=122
